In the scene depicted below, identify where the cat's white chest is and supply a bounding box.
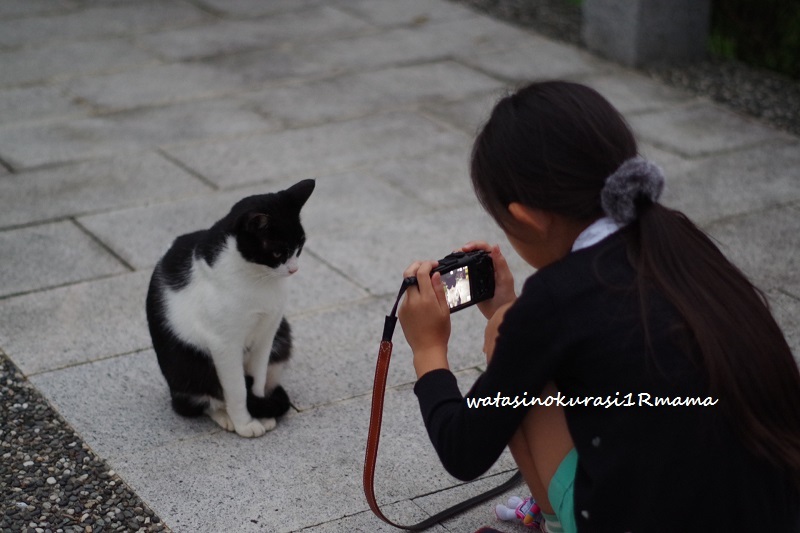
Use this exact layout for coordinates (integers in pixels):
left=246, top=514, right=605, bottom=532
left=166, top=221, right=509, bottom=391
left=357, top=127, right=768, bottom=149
left=164, top=237, right=288, bottom=349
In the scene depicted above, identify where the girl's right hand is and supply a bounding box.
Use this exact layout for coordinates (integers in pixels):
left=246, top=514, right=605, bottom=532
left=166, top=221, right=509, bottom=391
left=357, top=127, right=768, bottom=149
left=462, top=241, right=516, bottom=320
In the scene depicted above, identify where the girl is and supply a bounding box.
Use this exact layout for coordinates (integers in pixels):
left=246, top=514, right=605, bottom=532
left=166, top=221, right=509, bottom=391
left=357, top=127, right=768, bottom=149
left=398, top=81, right=800, bottom=532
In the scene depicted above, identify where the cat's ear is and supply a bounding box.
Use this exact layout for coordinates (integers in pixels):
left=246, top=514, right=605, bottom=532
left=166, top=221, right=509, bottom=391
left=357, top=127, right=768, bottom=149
left=285, top=179, right=315, bottom=209
left=241, top=212, right=269, bottom=233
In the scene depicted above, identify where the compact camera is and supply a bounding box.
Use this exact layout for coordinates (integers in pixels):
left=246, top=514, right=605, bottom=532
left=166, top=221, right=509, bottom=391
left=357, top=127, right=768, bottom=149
left=423, top=250, right=495, bottom=312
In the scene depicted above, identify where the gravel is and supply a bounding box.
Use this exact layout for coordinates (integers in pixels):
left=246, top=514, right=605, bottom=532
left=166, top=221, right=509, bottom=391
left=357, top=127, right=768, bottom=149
left=451, top=0, right=800, bottom=137
left=0, top=352, right=168, bottom=533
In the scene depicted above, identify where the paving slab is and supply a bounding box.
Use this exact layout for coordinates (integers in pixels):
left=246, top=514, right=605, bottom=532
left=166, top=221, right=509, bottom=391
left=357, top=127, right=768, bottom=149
left=660, top=139, right=800, bottom=225
left=108, top=369, right=514, bottom=533
left=285, top=295, right=492, bottom=410
left=194, top=0, right=338, bottom=19
left=339, top=0, right=476, bottom=27
left=307, top=202, right=535, bottom=297
left=136, top=6, right=370, bottom=62
left=0, top=98, right=277, bottom=169
left=0, top=1, right=209, bottom=48
left=707, top=204, right=800, bottom=296
left=628, top=101, right=792, bottom=158
left=77, top=172, right=429, bottom=269
left=459, top=35, right=612, bottom=81
left=412, top=470, right=527, bottom=532
left=0, top=152, right=209, bottom=228
left=0, top=37, right=155, bottom=88
left=0, top=85, right=85, bottom=126
left=422, top=90, right=505, bottom=135
left=163, top=111, right=470, bottom=189
left=296, top=502, right=447, bottom=532
left=0, top=221, right=128, bottom=300
left=0, top=0, right=78, bottom=18
left=577, top=70, right=694, bottom=115
left=369, top=141, right=478, bottom=208
left=65, top=63, right=251, bottom=112
left=30, top=349, right=217, bottom=463
left=244, top=61, right=505, bottom=128
left=0, top=270, right=150, bottom=376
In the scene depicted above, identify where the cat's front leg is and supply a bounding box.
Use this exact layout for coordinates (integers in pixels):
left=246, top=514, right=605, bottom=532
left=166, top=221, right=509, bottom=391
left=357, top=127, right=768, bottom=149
left=212, top=344, right=266, bottom=438
left=245, top=315, right=283, bottom=397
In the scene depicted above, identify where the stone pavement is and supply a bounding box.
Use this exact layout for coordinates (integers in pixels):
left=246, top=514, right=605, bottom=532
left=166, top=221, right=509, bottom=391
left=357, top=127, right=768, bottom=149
left=1, top=0, right=798, bottom=531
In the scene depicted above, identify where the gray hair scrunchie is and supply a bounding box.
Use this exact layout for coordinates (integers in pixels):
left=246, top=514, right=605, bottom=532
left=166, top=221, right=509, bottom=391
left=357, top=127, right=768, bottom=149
left=600, top=156, right=665, bottom=224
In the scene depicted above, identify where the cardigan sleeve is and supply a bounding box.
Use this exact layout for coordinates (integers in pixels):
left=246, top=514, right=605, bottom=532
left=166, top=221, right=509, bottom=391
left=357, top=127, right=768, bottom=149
left=413, top=275, right=566, bottom=481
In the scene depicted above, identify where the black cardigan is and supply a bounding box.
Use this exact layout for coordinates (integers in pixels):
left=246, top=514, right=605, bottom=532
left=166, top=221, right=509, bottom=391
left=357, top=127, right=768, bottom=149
left=414, top=230, right=799, bottom=532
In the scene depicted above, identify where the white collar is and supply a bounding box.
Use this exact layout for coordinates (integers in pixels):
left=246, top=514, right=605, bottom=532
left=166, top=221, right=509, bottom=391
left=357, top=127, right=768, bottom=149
left=571, top=217, right=623, bottom=252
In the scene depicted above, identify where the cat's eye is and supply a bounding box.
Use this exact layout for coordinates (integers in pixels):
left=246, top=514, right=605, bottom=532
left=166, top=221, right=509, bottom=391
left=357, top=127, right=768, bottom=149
left=272, top=251, right=283, bottom=259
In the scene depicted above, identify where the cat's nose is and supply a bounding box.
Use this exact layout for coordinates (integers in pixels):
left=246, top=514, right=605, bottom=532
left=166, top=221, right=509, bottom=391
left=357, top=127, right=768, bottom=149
left=288, top=265, right=298, bottom=275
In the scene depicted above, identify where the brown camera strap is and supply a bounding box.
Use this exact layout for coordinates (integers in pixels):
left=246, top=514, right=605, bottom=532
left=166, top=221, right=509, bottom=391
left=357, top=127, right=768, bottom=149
left=363, top=286, right=522, bottom=530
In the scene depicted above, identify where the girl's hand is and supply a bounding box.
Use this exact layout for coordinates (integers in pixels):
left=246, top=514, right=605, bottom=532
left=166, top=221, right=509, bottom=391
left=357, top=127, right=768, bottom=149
left=462, top=241, right=517, bottom=320
left=483, top=301, right=514, bottom=364
left=398, top=261, right=451, bottom=378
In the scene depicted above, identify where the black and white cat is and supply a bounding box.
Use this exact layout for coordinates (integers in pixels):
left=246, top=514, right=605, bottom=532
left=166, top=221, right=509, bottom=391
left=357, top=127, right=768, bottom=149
left=146, top=179, right=315, bottom=438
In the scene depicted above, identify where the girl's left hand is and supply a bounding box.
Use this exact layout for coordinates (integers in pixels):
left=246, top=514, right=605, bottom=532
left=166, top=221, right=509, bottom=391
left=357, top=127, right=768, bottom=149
left=398, top=261, right=451, bottom=378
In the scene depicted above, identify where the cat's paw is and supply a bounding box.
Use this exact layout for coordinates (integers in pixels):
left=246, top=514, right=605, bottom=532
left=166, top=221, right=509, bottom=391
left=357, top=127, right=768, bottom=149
left=246, top=385, right=291, bottom=419
left=234, top=419, right=267, bottom=438
left=259, top=417, right=277, bottom=432
left=208, top=409, right=235, bottom=432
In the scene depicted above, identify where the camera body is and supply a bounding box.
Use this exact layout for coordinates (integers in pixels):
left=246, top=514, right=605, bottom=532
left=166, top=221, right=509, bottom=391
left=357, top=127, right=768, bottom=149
left=433, top=250, right=495, bottom=313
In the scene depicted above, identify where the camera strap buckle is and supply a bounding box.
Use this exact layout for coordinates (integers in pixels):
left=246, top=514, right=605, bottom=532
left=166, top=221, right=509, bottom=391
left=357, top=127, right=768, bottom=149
left=362, top=281, right=522, bottom=530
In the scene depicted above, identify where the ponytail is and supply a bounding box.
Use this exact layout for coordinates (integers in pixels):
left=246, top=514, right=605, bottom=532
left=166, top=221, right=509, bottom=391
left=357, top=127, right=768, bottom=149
left=632, top=203, right=800, bottom=481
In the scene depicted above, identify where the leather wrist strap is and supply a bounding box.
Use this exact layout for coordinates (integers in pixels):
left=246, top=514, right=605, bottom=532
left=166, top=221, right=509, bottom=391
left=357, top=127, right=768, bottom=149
left=362, top=285, right=522, bottom=530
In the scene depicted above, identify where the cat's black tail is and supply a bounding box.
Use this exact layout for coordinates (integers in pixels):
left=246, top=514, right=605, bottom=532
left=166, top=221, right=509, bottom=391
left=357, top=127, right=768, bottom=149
left=247, top=385, right=291, bottom=419
left=171, top=392, right=208, bottom=417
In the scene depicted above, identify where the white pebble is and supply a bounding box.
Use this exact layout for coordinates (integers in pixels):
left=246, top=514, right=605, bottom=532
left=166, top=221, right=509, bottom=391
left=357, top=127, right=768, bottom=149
left=46, top=477, right=56, bottom=485
left=23, top=461, right=34, bottom=467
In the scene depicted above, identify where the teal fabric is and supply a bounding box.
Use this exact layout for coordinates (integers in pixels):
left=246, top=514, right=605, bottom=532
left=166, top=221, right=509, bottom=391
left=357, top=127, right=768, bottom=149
left=547, top=448, right=578, bottom=533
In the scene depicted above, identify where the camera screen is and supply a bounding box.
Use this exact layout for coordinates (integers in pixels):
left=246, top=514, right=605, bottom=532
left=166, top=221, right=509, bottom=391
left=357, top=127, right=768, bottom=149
left=441, top=266, right=471, bottom=309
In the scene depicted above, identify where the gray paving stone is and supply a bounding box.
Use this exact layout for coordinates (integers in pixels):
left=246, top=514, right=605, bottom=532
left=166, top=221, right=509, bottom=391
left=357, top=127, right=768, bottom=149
left=76, top=172, right=428, bottom=269
left=628, top=102, right=790, bottom=158
left=0, top=0, right=77, bottom=18
left=194, top=0, right=335, bottom=18
left=0, top=85, right=85, bottom=126
left=580, top=70, right=694, bottom=115
left=286, top=295, right=494, bottom=410
left=245, top=61, right=505, bottom=128
left=0, top=270, right=150, bottom=376
left=340, top=0, right=475, bottom=27
left=0, top=221, right=128, bottom=300
left=0, top=152, right=209, bottom=228
left=307, top=202, right=520, bottom=296
left=0, top=38, right=155, bottom=88
left=163, top=111, right=470, bottom=189
left=206, top=14, right=537, bottom=85
left=707, top=204, right=800, bottom=296
left=422, top=90, right=504, bottom=135
left=65, top=63, right=249, bottom=112
left=0, top=1, right=209, bottom=48
left=307, top=15, right=538, bottom=74
left=459, top=36, right=610, bottom=82
left=412, top=470, right=527, bottom=532
left=112, top=369, right=513, bottom=533
left=0, top=98, right=277, bottom=169
left=30, top=349, right=218, bottom=462
left=136, top=6, right=369, bottom=62
left=298, top=502, right=447, bottom=532
left=368, top=142, right=478, bottom=209
left=660, top=140, right=800, bottom=225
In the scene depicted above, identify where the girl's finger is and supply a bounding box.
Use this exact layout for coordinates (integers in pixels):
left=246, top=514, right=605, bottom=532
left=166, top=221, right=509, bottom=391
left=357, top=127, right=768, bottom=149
left=462, top=240, right=491, bottom=252
left=431, top=272, right=450, bottom=313
left=415, top=261, right=437, bottom=298
left=403, top=261, right=423, bottom=279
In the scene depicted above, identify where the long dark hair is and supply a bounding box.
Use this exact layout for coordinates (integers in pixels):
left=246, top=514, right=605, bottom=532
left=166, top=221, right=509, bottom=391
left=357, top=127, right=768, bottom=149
left=471, top=80, right=800, bottom=480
